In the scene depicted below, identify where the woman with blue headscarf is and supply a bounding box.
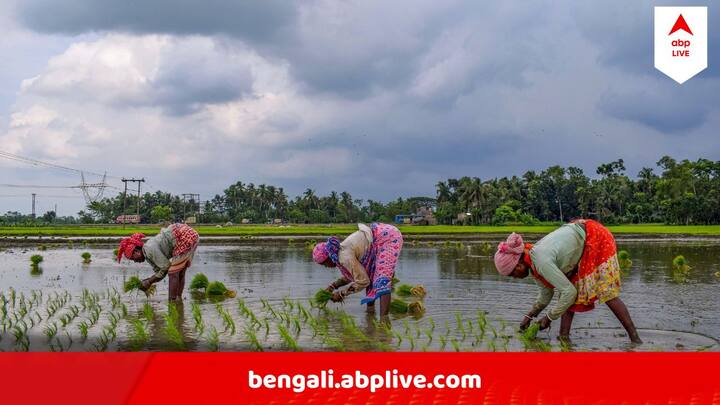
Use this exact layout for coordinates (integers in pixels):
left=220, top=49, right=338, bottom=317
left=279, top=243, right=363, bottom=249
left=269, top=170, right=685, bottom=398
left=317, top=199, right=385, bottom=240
left=312, top=223, right=403, bottom=316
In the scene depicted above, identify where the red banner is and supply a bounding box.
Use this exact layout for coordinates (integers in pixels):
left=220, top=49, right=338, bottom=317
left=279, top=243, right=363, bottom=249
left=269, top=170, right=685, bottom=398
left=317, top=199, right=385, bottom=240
left=1, top=353, right=718, bottom=404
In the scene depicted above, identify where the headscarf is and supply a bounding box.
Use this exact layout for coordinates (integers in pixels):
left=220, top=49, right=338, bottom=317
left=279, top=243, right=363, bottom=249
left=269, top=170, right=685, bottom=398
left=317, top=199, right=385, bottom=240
left=117, top=233, right=145, bottom=262
left=494, top=232, right=524, bottom=275
left=312, top=237, right=341, bottom=264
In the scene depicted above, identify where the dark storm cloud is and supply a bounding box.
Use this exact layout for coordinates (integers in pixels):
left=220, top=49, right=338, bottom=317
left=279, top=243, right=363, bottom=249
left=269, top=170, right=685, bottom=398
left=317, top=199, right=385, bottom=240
left=573, top=1, right=718, bottom=78
left=17, top=0, right=296, bottom=43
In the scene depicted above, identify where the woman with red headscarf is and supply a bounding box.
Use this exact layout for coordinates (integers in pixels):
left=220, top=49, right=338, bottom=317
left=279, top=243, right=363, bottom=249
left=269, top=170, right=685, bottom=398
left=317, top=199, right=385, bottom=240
left=494, top=219, right=642, bottom=343
left=312, top=223, right=403, bottom=316
left=117, top=223, right=199, bottom=301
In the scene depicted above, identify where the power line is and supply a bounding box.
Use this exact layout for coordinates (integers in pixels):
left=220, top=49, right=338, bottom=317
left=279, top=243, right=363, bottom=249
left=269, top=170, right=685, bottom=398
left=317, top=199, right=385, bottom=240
left=0, top=150, right=123, bottom=180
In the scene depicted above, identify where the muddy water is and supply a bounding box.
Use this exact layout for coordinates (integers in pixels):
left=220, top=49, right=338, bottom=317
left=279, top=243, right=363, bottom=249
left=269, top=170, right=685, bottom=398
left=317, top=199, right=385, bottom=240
left=0, top=239, right=718, bottom=352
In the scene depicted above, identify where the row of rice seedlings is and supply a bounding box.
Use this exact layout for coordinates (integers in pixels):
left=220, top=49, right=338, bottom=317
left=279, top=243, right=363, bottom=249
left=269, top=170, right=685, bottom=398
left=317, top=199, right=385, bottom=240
left=190, top=302, right=204, bottom=335
left=237, top=299, right=261, bottom=328
left=142, top=302, right=155, bottom=322
left=77, top=321, right=89, bottom=340
left=162, top=304, right=185, bottom=350
left=128, top=319, right=150, bottom=351
left=216, top=304, right=236, bottom=335
left=277, top=323, right=300, bottom=351
left=58, top=305, right=80, bottom=327
left=205, top=326, right=220, bottom=352
left=244, top=324, right=264, bottom=352
left=43, top=321, right=58, bottom=341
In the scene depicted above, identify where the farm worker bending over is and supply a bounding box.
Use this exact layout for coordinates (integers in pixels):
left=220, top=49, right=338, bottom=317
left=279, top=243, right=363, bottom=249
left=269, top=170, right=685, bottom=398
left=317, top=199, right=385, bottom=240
left=494, top=219, right=642, bottom=343
left=312, top=223, right=403, bottom=316
left=117, top=223, right=199, bottom=301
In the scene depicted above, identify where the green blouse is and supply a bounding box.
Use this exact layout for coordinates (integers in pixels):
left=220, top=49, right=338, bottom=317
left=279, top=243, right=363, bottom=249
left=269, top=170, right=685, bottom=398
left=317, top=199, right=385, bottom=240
left=529, top=223, right=586, bottom=320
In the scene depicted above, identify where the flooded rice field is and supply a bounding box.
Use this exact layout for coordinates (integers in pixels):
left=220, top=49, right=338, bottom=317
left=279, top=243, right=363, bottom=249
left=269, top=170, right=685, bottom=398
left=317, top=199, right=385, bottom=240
left=0, top=239, right=718, bottom=352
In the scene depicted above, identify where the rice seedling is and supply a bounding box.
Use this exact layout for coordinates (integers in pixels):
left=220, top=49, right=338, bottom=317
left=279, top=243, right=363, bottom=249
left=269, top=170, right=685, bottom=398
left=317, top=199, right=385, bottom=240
left=190, top=302, right=203, bottom=334
left=392, top=276, right=400, bottom=285
left=190, top=273, right=209, bottom=290
left=244, top=326, right=263, bottom=352
left=395, top=284, right=413, bottom=296
left=81, top=252, right=92, bottom=264
left=428, top=317, right=436, bottom=333
left=487, top=340, right=496, bottom=352
left=205, top=326, right=220, bottom=352
left=93, top=331, right=110, bottom=352
left=436, top=335, right=449, bottom=352
left=30, top=254, right=43, bottom=266
left=77, top=321, right=89, bottom=340
left=523, top=323, right=540, bottom=340
left=617, top=250, right=632, bottom=270
left=480, top=242, right=493, bottom=256
left=206, top=281, right=236, bottom=298
left=142, top=302, right=155, bottom=322
left=672, top=255, right=691, bottom=283
left=312, top=289, right=332, bottom=308
left=44, top=321, right=58, bottom=341
left=424, top=329, right=433, bottom=344
left=392, top=330, right=403, bottom=347
left=278, top=323, right=300, bottom=351
left=128, top=319, right=149, bottom=351
left=87, top=306, right=101, bottom=327
left=389, top=298, right=409, bottom=314
left=407, top=334, right=415, bottom=351
left=216, top=304, right=236, bottom=335
left=163, top=304, right=185, bottom=350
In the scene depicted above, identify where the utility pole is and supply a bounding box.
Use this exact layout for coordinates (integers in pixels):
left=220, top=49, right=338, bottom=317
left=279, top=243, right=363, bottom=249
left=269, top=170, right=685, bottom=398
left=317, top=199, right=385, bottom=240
left=121, top=178, right=145, bottom=227
left=31, top=193, right=36, bottom=219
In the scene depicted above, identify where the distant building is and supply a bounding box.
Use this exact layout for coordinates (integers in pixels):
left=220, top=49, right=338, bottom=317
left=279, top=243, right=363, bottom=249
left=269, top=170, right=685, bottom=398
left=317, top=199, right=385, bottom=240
left=394, top=207, right=436, bottom=225
left=116, top=215, right=141, bottom=224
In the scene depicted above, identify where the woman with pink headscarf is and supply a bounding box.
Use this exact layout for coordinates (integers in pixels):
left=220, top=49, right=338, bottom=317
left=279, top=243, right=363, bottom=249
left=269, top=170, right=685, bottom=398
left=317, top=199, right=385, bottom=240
left=117, top=223, right=199, bottom=301
left=494, top=220, right=641, bottom=343
left=312, top=223, right=403, bottom=316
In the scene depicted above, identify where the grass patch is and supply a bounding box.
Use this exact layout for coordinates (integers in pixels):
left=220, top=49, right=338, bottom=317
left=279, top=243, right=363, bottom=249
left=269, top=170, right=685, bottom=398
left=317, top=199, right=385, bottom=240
left=5, top=223, right=720, bottom=237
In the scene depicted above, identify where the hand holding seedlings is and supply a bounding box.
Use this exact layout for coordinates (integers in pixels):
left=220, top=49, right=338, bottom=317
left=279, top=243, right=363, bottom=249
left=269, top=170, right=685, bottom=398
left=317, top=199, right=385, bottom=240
left=537, top=315, right=551, bottom=331
left=330, top=291, right=344, bottom=303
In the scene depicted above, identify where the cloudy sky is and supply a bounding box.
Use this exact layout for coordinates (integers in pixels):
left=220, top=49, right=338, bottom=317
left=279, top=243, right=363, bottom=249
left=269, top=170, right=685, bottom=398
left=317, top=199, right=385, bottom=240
left=0, top=0, right=717, bottom=216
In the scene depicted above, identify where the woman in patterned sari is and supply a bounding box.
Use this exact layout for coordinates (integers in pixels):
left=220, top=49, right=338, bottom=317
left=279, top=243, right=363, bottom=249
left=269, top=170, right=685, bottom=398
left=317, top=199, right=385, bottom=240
left=494, top=219, right=642, bottom=343
left=117, top=223, right=199, bottom=301
left=312, top=223, right=403, bottom=316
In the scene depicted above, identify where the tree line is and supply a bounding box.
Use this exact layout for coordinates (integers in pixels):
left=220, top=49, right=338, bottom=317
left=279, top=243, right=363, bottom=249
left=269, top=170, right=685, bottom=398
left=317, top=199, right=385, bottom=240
left=2, top=156, right=719, bottom=226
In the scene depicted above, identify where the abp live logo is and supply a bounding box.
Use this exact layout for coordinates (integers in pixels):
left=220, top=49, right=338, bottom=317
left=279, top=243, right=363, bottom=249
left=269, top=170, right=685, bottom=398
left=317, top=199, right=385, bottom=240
left=654, top=7, right=707, bottom=84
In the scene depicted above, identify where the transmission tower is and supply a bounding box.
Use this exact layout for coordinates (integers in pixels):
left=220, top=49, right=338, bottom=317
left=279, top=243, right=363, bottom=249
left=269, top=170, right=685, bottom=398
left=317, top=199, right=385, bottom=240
left=182, top=193, right=201, bottom=223
left=79, top=172, right=108, bottom=205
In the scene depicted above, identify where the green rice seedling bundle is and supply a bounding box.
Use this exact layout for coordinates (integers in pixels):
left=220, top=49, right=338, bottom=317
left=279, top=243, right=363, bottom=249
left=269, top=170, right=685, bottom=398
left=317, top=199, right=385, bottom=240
left=123, top=276, right=144, bottom=293
left=672, top=255, right=691, bottom=273
left=617, top=250, right=632, bottom=270
left=313, top=289, right=333, bottom=307
left=190, top=273, right=209, bottom=290
left=395, top=284, right=413, bottom=296
left=408, top=301, right=426, bottom=315
left=206, top=281, right=236, bottom=298
left=410, top=285, right=427, bottom=298
left=81, top=252, right=92, bottom=264
left=389, top=298, right=409, bottom=314
left=523, top=322, right=541, bottom=340
left=30, top=254, right=43, bottom=266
